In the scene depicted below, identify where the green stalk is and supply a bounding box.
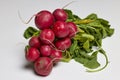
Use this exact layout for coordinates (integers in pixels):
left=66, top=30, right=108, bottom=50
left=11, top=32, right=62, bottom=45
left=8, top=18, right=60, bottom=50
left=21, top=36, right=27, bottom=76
left=86, top=49, right=109, bottom=72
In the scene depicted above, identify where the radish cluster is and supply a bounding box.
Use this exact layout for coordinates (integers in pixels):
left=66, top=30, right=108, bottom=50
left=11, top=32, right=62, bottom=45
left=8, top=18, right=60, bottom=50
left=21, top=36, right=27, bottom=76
left=25, top=8, right=78, bottom=76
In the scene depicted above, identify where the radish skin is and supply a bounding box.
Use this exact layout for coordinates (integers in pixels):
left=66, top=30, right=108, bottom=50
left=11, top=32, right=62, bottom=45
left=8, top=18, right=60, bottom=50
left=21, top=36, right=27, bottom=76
left=34, top=57, right=53, bottom=76
left=52, top=21, right=69, bottom=38
left=55, top=37, right=71, bottom=50
left=53, top=9, right=68, bottom=21
left=26, top=47, right=40, bottom=62
left=35, top=10, right=54, bottom=30
left=39, top=29, right=55, bottom=45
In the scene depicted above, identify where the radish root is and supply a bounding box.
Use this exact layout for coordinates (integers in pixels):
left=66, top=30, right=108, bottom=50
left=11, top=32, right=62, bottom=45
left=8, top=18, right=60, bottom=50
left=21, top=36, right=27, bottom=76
left=18, top=10, right=36, bottom=24
left=62, top=1, right=77, bottom=9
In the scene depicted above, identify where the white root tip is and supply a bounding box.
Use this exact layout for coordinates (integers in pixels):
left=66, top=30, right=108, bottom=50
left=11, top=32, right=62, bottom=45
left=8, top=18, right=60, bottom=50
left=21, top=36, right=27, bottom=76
left=62, top=1, right=77, bottom=9
left=18, top=10, right=36, bottom=24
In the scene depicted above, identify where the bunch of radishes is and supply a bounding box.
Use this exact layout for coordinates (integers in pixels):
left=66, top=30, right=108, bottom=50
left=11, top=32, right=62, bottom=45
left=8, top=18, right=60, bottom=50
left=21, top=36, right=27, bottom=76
left=25, top=8, right=78, bottom=76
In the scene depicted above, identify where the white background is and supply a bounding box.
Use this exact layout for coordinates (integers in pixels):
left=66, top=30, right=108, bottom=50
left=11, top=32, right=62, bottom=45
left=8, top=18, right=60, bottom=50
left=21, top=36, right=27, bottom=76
left=0, top=0, right=120, bottom=80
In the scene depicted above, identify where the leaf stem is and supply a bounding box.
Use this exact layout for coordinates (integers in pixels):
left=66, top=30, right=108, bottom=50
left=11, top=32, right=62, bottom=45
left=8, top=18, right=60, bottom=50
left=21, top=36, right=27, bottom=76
left=86, top=49, right=109, bottom=72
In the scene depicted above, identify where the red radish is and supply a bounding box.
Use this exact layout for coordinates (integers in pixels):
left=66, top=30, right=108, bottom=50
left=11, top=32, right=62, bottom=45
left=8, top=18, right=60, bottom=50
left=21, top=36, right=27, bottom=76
left=39, top=29, right=55, bottom=44
left=50, top=49, right=62, bottom=63
left=53, top=9, right=68, bottom=21
left=26, top=47, right=40, bottom=62
left=34, top=57, right=53, bottom=76
left=52, top=21, right=69, bottom=38
left=40, top=45, right=52, bottom=57
left=66, top=22, right=78, bottom=38
left=35, top=10, right=54, bottom=30
left=29, top=36, right=41, bottom=48
left=55, top=37, right=71, bottom=50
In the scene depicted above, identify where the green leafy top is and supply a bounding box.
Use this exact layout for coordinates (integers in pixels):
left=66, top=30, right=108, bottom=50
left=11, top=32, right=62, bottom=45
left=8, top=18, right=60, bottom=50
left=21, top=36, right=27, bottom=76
left=23, top=26, right=40, bottom=39
left=63, top=9, right=114, bottom=72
